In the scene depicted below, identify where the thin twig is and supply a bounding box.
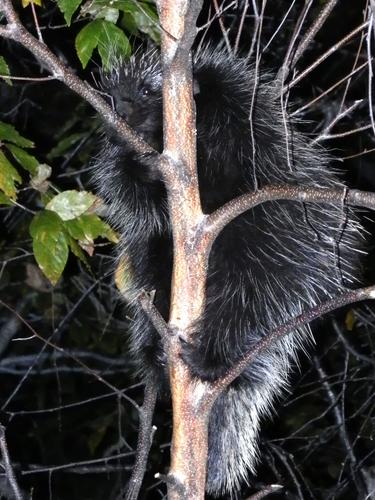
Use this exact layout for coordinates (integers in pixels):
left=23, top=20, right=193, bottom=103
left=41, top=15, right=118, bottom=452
left=138, top=291, right=171, bottom=350
left=209, top=285, right=375, bottom=399
left=312, top=100, right=364, bottom=143
left=0, top=74, right=55, bottom=81
left=290, top=0, right=339, bottom=67
left=0, top=299, right=137, bottom=409
left=123, top=378, right=158, bottom=500
left=234, top=0, right=249, bottom=55
left=246, top=484, right=283, bottom=500
left=317, top=124, right=372, bottom=142
left=30, top=1, right=43, bottom=43
left=0, top=425, right=24, bottom=500
left=287, top=21, right=370, bottom=91
left=278, top=0, right=314, bottom=81
left=291, top=60, right=369, bottom=117
left=261, top=0, right=297, bottom=55
left=212, top=0, right=232, bottom=54
left=366, top=9, right=375, bottom=138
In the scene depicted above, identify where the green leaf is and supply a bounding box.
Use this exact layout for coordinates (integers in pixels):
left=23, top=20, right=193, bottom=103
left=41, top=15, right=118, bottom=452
left=0, top=151, right=22, bottom=199
left=6, top=144, right=39, bottom=175
left=30, top=211, right=69, bottom=286
left=96, top=20, right=130, bottom=70
left=102, top=7, right=119, bottom=23
left=65, top=214, right=119, bottom=244
left=46, top=190, right=97, bottom=221
left=56, top=0, right=83, bottom=26
left=117, top=1, right=160, bottom=43
left=80, top=0, right=119, bottom=22
left=67, top=235, right=90, bottom=267
left=75, top=19, right=130, bottom=69
left=0, top=122, right=34, bottom=148
left=0, top=191, right=12, bottom=206
left=75, top=19, right=103, bottom=68
left=0, top=56, right=12, bottom=86
left=47, top=132, right=87, bottom=160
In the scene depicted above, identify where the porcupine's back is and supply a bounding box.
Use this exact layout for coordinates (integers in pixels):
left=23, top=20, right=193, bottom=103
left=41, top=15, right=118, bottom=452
left=92, top=47, right=364, bottom=496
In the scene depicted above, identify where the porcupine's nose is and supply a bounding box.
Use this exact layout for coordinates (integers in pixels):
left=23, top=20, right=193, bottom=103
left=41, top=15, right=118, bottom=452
left=116, top=99, right=134, bottom=120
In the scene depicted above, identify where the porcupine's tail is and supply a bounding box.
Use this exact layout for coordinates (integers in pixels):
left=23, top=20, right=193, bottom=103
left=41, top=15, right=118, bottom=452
left=205, top=331, right=297, bottom=496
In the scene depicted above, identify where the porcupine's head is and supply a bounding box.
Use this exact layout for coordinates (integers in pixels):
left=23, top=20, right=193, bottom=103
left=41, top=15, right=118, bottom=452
left=102, top=49, right=163, bottom=150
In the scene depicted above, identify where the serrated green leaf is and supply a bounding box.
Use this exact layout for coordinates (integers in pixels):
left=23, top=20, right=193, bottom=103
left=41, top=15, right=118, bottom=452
left=65, top=214, right=119, bottom=244
left=0, top=122, right=34, bottom=148
left=97, top=20, right=130, bottom=70
left=0, top=56, right=12, bottom=86
left=56, top=0, right=83, bottom=25
left=0, top=191, right=12, bottom=206
left=6, top=144, right=39, bottom=175
left=75, top=19, right=103, bottom=68
left=30, top=211, right=69, bottom=286
left=46, top=190, right=97, bottom=221
left=0, top=151, right=22, bottom=199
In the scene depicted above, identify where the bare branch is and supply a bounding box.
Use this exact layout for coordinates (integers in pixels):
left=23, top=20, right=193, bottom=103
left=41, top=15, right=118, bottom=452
left=206, top=185, right=375, bottom=243
left=366, top=8, right=375, bottom=138
left=138, top=291, right=171, bottom=350
left=291, top=60, right=369, bottom=117
left=234, top=0, right=249, bottom=55
left=287, top=21, right=369, bottom=91
left=290, top=0, right=339, bottom=67
left=317, top=124, right=372, bottom=142
left=212, top=0, right=232, bottom=54
left=123, top=378, right=158, bottom=500
left=278, top=0, right=313, bottom=80
left=312, top=100, right=364, bottom=143
left=0, top=425, right=24, bottom=500
left=210, top=285, right=375, bottom=397
left=246, top=484, right=284, bottom=500
left=0, top=299, right=133, bottom=407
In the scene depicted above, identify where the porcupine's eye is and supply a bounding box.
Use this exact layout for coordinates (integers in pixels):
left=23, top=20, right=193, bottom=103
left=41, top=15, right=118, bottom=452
left=141, top=85, right=150, bottom=97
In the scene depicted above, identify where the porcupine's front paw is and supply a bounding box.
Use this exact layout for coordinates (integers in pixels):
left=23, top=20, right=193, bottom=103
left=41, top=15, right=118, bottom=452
left=179, top=337, right=229, bottom=382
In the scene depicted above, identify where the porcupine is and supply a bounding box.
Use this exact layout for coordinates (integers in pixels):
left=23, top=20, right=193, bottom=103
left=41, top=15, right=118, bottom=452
left=93, top=47, right=363, bottom=496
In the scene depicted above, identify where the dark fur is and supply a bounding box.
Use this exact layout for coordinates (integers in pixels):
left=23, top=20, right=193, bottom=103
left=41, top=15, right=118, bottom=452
left=93, top=48, right=363, bottom=495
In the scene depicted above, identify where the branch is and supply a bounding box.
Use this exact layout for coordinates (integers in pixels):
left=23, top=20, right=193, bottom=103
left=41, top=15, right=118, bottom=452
left=290, top=0, right=339, bottom=67
left=291, top=60, right=369, bottom=117
left=0, top=0, right=152, bottom=154
left=312, top=99, right=364, bottom=143
left=205, top=185, right=375, bottom=242
left=287, top=20, right=369, bottom=90
left=0, top=300, right=134, bottom=408
left=138, top=291, right=171, bottom=351
left=209, top=285, right=375, bottom=398
left=123, top=378, right=158, bottom=500
left=0, top=425, right=24, bottom=500
left=246, top=484, right=284, bottom=500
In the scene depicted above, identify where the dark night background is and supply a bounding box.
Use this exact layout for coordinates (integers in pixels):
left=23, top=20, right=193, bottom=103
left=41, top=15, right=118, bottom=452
left=0, top=1, right=374, bottom=499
